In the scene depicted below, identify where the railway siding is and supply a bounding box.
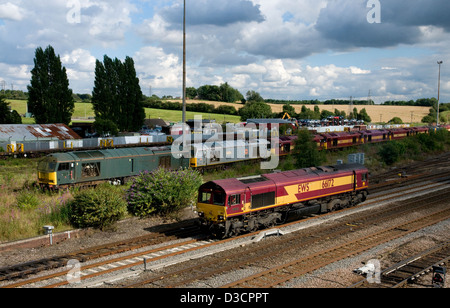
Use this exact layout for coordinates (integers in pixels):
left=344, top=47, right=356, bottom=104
left=1, top=153, right=450, bottom=288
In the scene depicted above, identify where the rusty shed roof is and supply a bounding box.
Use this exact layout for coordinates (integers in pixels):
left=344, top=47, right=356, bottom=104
left=0, top=124, right=82, bottom=142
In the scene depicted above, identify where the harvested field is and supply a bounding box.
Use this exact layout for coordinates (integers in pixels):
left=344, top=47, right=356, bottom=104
left=169, top=99, right=430, bottom=124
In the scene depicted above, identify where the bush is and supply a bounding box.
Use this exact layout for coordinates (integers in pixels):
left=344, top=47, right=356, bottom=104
left=68, top=184, right=127, bottom=229
left=16, top=191, right=41, bottom=210
left=377, top=141, right=405, bottom=165
left=93, top=118, right=119, bottom=136
left=417, top=132, right=442, bottom=152
left=126, top=168, right=203, bottom=217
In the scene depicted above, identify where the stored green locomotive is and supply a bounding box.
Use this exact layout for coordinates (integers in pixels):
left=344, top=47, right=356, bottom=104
left=37, top=146, right=189, bottom=189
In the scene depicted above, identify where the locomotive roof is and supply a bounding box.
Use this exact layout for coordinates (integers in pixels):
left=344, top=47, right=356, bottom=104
left=201, top=164, right=367, bottom=194
left=320, top=131, right=361, bottom=138
left=44, top=146, right=175, bottom=162
left=361, top=129, right=389, bottom=135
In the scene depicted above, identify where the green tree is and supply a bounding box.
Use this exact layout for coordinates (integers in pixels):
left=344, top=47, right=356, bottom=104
left=219, top=82, right=244, bottom=103
left=294, top=129, right=326, bottom=168
left=282, top=103, right=296, bottom=116
left=246, top=90, right=264, bottom=102
left=298, top=105, right=317, bottom=120
left=197, top=85, right=221, bottom=101
left=122, top=57, right=145, bottom=131
left=389, top=117, right=403, bottom=124
left=27, top=45, right=74, bottom=124
left=358, top=108, right=372, bottom=123
left=186, top=87, right=197, bottom=99
left=320, top=110, right=334, bottom=119
left=239, top=101, right=272, bottom=121
left=0, top=96, right=22, bottom=124
left=92, top=55, right=145, bottom=133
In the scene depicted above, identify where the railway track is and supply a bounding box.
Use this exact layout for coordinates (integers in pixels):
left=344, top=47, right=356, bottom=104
left=122, top=181, right=450, bottom=288
left=349, top=241, right=450, bottom=288
left=222, top=207, right=450, bottom=288
left=0, top=221, right=200, bottom=283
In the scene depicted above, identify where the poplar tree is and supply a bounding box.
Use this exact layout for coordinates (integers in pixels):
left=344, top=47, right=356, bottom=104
left=27, top=45, right=74, bottom=125
left=92, top=55, right=145, bottom=133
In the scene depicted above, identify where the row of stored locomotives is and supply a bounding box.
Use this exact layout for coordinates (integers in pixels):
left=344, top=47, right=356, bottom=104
left=196, top=164, right=369, bottom=238
left=277, top=126, right=431, bottom=155
left=36, top=125, right=448, bottom=189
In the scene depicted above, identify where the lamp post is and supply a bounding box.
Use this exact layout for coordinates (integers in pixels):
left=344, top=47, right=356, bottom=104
left=182, top=0, right=186, bottom=124
left=437, top=61, right=443, bottom=126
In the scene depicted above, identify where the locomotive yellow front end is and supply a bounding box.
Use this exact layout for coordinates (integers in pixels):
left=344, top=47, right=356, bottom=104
left=37, top=156, right=58, bottom=188
left=196, top=182, right=228, bottom=236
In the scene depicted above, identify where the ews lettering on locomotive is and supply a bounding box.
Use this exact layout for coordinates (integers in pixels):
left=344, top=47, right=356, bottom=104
left=298, top=183, right=310, bottom=193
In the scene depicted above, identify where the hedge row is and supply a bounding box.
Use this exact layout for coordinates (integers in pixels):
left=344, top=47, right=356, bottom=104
left=377, top=129, right=450, bottom=165
left=143, top=99, right=239, bottom=115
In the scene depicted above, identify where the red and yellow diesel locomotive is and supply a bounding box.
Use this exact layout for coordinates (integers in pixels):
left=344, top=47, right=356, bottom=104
left=197, top=163, right=369, bottom=237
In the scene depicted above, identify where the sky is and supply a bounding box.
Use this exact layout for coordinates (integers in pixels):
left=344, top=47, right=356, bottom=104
left=0, top=0, right=449, bottom=104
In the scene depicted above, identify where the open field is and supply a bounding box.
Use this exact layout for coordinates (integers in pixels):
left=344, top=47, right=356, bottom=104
left=6, top=100, right=242, bottom=124
left=167, top=99, right=431, bottom=124
left=144, top=108, right=241, bottom=124
left=7, top=99, right=433, bottom=125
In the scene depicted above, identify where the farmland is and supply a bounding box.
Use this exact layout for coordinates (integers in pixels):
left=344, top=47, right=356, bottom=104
left=166, top=99, right=431, bottom=124
left=6, top=100, right=242, bottom=124
left=6, top=98, right=433, bottom=125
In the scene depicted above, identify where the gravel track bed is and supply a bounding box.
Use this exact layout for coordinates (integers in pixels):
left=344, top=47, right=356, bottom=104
left=1, top=152, right=450, bottom=288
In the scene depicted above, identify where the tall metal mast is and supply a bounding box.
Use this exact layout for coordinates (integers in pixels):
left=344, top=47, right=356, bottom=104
left=182, top=0, right=186, bottom=124
left=437, top=61, right=443, bottom=126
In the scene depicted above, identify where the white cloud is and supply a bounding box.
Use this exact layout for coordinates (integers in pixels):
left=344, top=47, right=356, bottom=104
left=0, top=2, right=25, bottom=21
left=134, top=46, right=182, bottom=91
left=61, top=49, right=96, bottom=72
left=0, top=62, right=30, bottom=89
left=0, top=0, right=449, bottom=104
left=350, top=66, right=371, bottom=75
left=231, top=63, right=267, bottom=75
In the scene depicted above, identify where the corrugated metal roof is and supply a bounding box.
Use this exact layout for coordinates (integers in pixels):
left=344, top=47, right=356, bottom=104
left=247, top=119, right=292, bottom=124
left=0, top=124, right=81, bottom=141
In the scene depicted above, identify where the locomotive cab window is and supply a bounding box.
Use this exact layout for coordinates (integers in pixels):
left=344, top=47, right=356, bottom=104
left=198, top=190, right=225, bottom=206
left=213, top=192, right=225, bottom=206
left=199, top=191, right=212, bottom=203
left=38, top=159, right=57, bottom=172
left=228, top=194, right=241, bottom=206
left=58, top=163, right=70, bottom=171
left=362, top=173, right=368, bottom=182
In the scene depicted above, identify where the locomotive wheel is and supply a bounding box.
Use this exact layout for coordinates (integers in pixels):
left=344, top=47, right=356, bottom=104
left=210, top=222, right=229, bottom=239
left=328, top=199, right=342, bottom=212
